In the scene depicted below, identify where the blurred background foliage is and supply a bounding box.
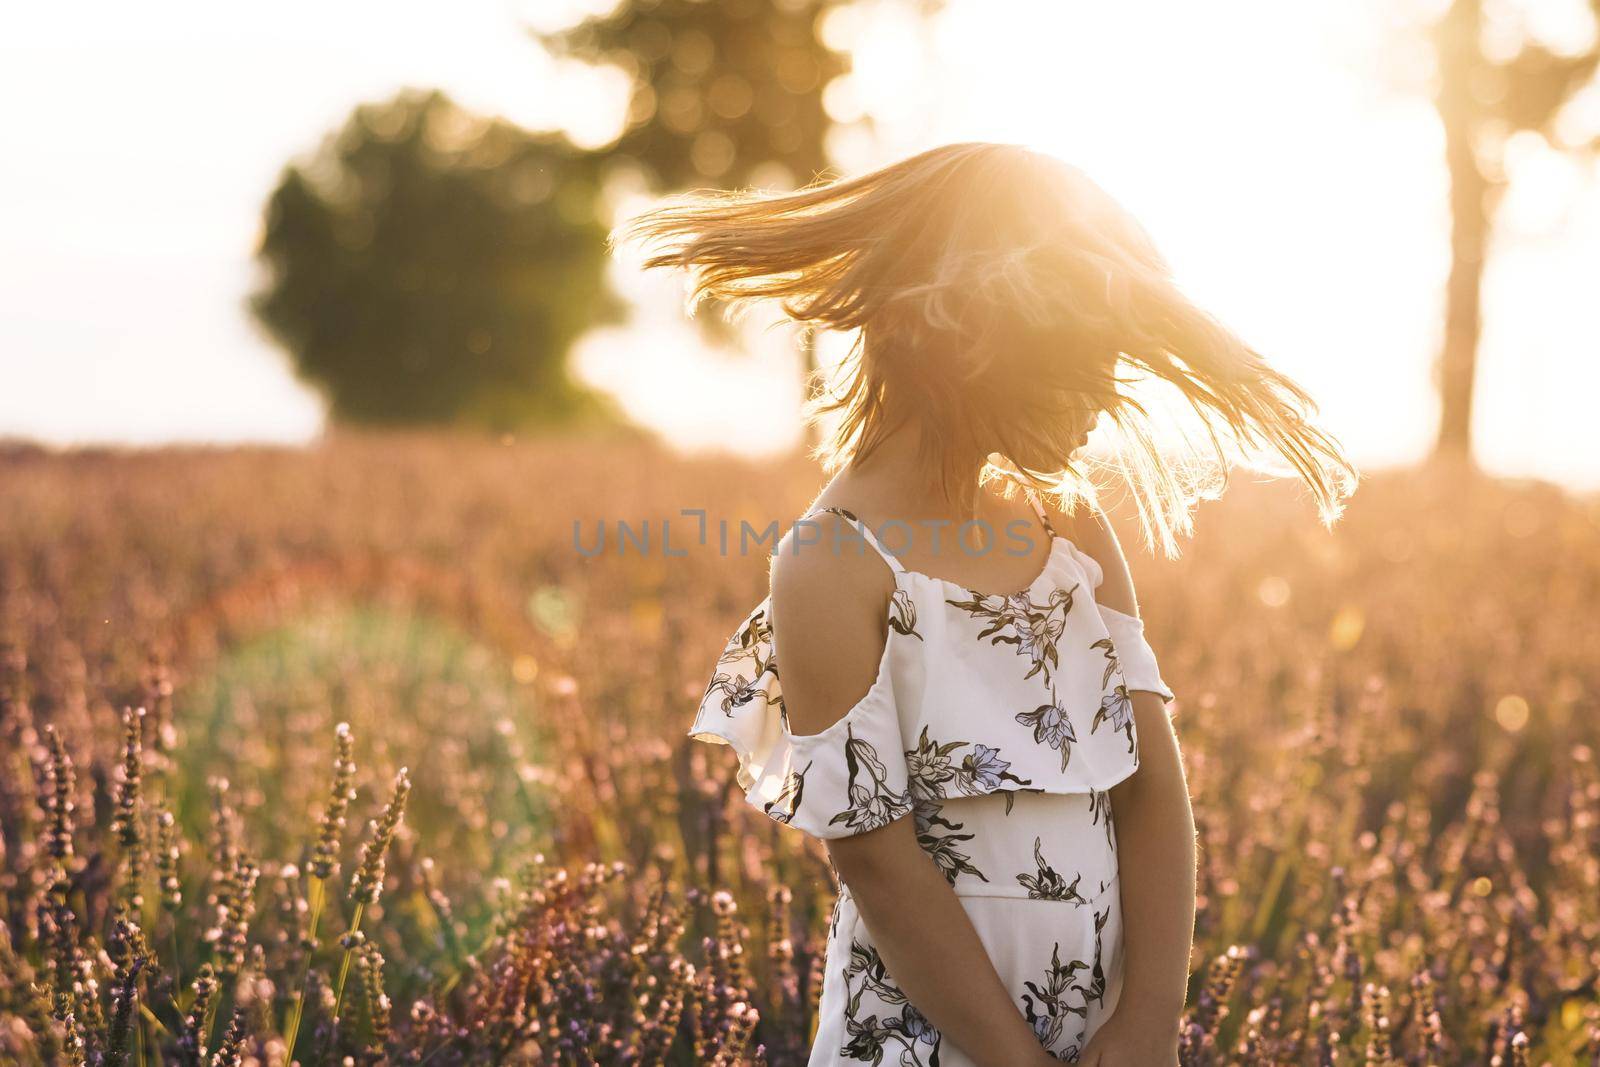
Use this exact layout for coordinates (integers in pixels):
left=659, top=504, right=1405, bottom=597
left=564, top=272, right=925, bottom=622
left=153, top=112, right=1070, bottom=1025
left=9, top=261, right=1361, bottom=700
left=250, top=90, right=625, bottom=431
left=535, top=0, right=855, bottom=193
left=247, top=0, right=948, bottom=432
left=251, top=0, right=872, bottom=429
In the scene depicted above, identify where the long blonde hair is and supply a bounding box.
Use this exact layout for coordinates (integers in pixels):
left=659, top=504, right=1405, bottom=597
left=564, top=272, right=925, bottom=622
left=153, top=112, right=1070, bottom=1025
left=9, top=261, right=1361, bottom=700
left=613, top=141, right=1358, bottom=557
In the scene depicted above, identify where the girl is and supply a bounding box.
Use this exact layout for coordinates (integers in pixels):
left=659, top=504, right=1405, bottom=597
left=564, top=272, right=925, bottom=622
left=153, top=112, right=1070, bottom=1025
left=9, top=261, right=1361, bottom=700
left=618, top=143, right=1357, bottom=1066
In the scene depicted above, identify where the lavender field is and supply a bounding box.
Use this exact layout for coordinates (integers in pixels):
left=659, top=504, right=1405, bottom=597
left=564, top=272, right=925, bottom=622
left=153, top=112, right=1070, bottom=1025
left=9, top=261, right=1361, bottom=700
left=1, top=433, right=1597, bottom=1065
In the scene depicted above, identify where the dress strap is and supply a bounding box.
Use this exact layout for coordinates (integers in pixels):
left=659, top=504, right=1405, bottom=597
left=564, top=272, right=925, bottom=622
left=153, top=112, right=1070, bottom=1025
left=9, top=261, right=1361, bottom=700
left=1025, top=490, right=1059, bottom=539
left=803, top=506, right=906, bottom=574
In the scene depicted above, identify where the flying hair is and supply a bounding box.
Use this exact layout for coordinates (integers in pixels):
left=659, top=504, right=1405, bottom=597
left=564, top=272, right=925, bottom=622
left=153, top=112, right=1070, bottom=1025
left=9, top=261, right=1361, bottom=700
left=613, top=141, right=1359, bottom=557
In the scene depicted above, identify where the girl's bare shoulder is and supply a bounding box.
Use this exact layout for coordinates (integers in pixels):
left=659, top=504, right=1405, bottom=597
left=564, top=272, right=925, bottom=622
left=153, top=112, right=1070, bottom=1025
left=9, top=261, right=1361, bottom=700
left=768, top=510, right=896, bottom=736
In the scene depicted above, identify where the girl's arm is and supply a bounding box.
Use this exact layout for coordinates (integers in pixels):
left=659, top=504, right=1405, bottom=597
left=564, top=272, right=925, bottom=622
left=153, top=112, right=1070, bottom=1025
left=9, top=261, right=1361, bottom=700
left=1067, top=506, right=1196, bottom=1065
left=770, top=518, right=1059, bottom=1067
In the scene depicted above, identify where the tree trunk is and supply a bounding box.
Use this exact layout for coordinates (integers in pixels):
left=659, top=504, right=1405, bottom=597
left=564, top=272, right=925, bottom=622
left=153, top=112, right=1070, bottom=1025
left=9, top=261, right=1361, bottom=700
left=1435, top=113, right=1489, bottom=464
left=1432, top=0, right=1489, bottom=466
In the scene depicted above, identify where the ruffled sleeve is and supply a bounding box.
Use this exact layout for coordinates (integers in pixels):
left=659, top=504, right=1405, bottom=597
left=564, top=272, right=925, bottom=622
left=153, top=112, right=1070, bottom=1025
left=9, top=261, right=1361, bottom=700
left=688, top=600, right=914, bottom=839
left=1098, top=605, right=1174, bottom=702
left=1062, top=540, right=1175, bottom=703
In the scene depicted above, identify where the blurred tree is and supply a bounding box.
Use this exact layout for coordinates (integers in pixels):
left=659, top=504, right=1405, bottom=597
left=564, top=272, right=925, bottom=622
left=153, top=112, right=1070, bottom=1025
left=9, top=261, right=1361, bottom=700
left=537, top=0, right=854, bottom=391
left=1427, top=0, right=1599, bottom=464
left=536, top=0, right=853, bottom=195
left=251, top=88, right=625, bottom=430
left=537, top=0, right=941, bottom=419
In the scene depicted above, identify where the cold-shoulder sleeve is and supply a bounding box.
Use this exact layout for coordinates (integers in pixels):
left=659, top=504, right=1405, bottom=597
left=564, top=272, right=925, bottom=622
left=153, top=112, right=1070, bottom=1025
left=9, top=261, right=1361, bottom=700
left=688, top=600, right=913, bottom=839
left=1097, top=604, right=1175, bottom=703
left=1062, top=540, right=1175, bottom=703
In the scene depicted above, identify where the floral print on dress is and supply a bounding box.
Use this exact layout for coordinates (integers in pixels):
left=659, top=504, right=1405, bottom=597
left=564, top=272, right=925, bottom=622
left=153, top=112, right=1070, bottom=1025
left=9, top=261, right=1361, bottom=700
left=1014, top=701, right=1078, bottom=772
left=911, top=794, right=984, bottom=885
left=1088, top=636, right=1137, bottom=752
left=830, top=725, right=914, bottom=835
left=964, top=744, right=1028, bottom=794
left=766, top=760, right=812, bottom=824
left=946, top=585, right=1078, bottom=686
left=703, top=606, right=783, bottom=718
left=819, top=790, right=1123, bottom=1067
left=1016, top=837, right=1090, bottom=903
left=1020, top=910, right=1112, bottom=1061
left=906, top=728, right=1034, bottom=800
left=948, top=583, right=1098, bottom=772
left=904, top=728, right=1037, bottom=883
left=888, top=588, right=924, bottom=640
left=840, top=940, right=943, bottom=1065
left=1090, top=636, right=1119, bottom=688
left=1087, top=904, right=1112, bottom=1009
left=1093, top=684, right=1137, bottom=754
left=1089, top=788, right=1116, bottom=854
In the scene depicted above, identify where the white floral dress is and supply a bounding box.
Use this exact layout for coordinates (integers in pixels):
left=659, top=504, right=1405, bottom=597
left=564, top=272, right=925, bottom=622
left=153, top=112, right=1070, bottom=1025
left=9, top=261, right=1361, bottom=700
left=688, top=495, right=1175, bottom=1066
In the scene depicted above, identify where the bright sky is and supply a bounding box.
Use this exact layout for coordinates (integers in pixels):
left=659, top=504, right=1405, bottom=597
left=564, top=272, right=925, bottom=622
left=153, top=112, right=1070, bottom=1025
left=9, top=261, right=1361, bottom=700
left=3, top=0, right=1598, bottom=489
